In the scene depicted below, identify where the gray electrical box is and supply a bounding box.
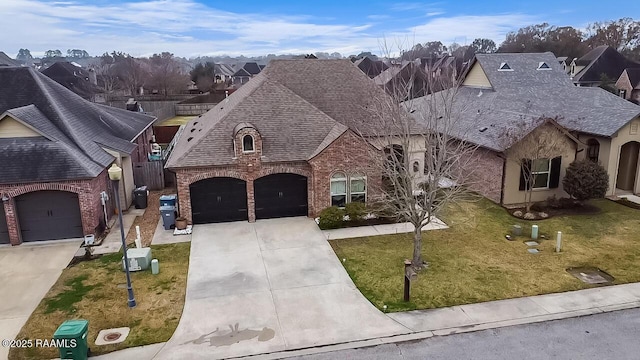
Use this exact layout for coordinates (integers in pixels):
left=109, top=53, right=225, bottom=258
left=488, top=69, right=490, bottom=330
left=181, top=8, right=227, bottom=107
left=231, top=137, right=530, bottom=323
left=122, top=247, right=152, bottom=271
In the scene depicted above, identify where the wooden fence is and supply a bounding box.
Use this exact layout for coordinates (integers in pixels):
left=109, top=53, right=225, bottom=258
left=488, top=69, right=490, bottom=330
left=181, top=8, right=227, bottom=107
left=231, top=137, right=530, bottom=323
left=133, top=161, right=165, bottom=190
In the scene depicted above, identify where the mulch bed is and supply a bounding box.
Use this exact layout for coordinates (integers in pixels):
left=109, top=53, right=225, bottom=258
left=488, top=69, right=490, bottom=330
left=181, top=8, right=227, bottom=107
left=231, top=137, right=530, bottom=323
left=508, top=203, right=601, bottom=220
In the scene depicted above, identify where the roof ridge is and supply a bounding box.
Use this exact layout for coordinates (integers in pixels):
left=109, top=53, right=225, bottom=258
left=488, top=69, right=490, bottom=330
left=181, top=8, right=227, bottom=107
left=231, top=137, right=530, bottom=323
left=168, top=72, right=269, bottom=166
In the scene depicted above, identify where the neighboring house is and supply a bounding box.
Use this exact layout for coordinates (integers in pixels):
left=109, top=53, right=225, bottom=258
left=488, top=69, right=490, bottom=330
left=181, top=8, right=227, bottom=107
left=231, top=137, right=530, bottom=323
left=557, top=56, right=569, bottom=73
left=374, top=60, right=430, bottom=100
left=166, top=59, right=403, bottom=224
left=616, top=68, right=640, bottom=104
left=407, top=52, right=640, bottom=206
left=570, top=46, right=640, bottom=87
left=354, top=57, right=389, bottom=78
left=214, top=63, right=236, bottom=84
left=42, top=61, right=99, bottom=101
left=0, top=52, right=20, bottom=67
left=232, top=62, right=263, bottom=86
left=0, top=67, right=156, bottom=245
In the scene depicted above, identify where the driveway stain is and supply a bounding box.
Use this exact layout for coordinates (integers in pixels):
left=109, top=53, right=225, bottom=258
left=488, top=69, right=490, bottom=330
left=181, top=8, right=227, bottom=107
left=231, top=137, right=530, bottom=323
left=182, top=323, right=275, bottom=347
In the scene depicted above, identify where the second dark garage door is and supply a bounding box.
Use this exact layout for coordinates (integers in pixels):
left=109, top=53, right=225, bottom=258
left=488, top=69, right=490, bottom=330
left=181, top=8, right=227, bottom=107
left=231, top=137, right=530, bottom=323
left=16, top=191, right=84, bottom=242
left=255, top=173, right=308, bottom=219
left=190, top=177, right=248, bottom=224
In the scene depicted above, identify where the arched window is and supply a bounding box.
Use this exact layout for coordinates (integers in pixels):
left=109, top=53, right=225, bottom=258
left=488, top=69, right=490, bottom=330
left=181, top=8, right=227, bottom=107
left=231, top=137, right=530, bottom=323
left=587, top=139, right=599, bottom=162
left=330, top=172, right=347, bottom=207
left=350, top=173, right=367, bottom=203
left=242, top=134, right=254, bottom=153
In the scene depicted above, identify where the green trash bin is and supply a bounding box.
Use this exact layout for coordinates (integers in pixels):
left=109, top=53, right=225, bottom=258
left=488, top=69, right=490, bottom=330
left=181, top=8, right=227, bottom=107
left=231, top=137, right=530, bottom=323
left=53, top=319, right=89, bottom=360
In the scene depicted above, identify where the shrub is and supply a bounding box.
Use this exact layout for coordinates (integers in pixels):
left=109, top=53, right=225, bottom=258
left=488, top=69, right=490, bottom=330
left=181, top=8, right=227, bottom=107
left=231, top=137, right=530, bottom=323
left=318, top=206, right=345, bottom=230
left=345, top=202, right=367, bottom=222
left=562, top=160, right=609, bottom=201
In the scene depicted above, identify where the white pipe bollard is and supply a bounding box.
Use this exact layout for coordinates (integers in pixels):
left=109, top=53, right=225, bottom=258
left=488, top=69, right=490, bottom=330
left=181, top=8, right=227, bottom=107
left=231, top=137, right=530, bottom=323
left=135, top=225, right=142, bottom=248
left=556, top=231, right=562, bottom=253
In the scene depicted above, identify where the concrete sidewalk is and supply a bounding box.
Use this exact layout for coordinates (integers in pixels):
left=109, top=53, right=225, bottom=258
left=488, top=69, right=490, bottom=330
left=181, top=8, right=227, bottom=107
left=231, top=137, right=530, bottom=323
left=321, top=217, right=448, bottom=240
left=96, top=282, right=640, bottom=359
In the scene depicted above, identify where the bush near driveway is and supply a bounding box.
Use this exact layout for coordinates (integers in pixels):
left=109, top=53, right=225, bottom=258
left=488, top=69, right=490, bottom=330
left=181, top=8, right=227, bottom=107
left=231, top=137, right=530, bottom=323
left=331, top=198, right=640, bottom=312
left=9, top=243, right=190, bottom=360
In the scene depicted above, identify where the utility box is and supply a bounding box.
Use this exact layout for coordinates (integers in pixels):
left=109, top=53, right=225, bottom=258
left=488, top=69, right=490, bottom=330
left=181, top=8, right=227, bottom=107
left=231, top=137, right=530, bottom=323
left=160, top=205, right=176, bottom=230
left=133, top=186, right=148, bottom=209
left=159, top=194, right=177, bottom=207
left=122, top=247, right=152, bottom=271
left=53, top=319, right=89, bottom=360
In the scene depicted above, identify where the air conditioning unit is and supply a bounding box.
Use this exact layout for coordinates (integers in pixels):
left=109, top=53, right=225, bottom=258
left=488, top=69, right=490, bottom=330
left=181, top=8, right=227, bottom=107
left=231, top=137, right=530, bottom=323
left=122, top=247, right=152, bottom=272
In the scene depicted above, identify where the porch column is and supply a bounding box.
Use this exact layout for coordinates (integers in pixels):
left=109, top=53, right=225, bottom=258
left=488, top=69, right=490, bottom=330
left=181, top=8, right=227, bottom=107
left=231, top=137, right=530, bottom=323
left=247, top=179, right=256, bottom=222
left=3, top=198, right=21, bottom=245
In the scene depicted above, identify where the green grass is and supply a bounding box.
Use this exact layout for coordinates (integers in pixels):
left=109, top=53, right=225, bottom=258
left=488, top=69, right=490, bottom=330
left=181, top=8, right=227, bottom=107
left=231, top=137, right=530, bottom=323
left=9, top=242, right=191, bottom=360
left=330, top=198, right=640, bottom=312
left=44, top=275, right=101, bottom=314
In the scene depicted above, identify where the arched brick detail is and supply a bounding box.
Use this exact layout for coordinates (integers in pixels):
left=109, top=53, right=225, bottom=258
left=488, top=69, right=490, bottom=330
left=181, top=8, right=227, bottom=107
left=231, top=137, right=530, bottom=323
left=255, top=164, right=312, bottom=180
left=188, top=170, right=248, bottom=185
left=7, top=182, right=84, bottom=198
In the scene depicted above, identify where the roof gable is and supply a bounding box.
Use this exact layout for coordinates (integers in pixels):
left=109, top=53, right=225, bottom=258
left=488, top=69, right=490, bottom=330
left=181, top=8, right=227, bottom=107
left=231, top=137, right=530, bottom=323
left=573, top=46, right=640, bottom=83
left=462, top=60, right=492, bottom=88
left=0, top=67, right=156, bottom=183
left=0, top=115, right=42, bottom=138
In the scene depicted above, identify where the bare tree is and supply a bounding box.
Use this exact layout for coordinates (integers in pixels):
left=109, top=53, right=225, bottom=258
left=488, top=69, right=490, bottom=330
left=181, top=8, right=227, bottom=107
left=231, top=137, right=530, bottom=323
left=94, top=53, right=118, bottom=94
left=147, top=52, right=190, bottom=96
left=355, top=42, right=482, bottom=270
left=499, top=118, right=574, bottom=212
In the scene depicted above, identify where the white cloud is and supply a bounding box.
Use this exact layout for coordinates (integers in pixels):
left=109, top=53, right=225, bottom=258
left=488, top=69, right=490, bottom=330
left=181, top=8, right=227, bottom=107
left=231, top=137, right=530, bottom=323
left=0, top=0, right=539, bottom=57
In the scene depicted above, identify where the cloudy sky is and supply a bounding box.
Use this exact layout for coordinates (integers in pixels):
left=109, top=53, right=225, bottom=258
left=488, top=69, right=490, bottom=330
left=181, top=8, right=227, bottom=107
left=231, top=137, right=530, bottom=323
left=0, top=0, right=633, bottom=58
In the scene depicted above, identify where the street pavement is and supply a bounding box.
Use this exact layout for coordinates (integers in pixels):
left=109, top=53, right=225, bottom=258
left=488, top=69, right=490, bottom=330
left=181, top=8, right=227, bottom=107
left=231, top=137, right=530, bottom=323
left=289, top=307, right=640, bottom=360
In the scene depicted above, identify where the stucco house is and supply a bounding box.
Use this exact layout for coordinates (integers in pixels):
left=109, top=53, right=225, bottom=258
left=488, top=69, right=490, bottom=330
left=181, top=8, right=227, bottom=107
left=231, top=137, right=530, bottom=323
left=407, top=52, right=640, bottom=206
left=616, top=68, right=640, bottom=104
left=165, top=59, right=412, bottom=224
left=0, top=67, right=156, bottom=245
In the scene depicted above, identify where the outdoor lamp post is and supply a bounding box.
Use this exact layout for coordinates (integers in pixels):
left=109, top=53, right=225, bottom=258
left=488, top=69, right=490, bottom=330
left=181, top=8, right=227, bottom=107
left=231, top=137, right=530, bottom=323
left=108, top=163, right=136, bottom=308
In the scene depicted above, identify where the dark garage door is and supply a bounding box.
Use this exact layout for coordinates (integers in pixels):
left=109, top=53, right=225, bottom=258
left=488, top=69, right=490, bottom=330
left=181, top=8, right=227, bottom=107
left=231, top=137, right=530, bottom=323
left=0, top=207, right=9, bottom=244
left=16, top=191, right=83, bottom=242
left=255, top=174, right=308, bottom=219
left=190, top=177, right=248, bottom=224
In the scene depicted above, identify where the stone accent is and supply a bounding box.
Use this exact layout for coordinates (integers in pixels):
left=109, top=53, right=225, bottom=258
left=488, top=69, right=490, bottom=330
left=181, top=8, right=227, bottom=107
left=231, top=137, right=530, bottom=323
left=174, top=130, right=383, bottom=223
left=0, top=169, right=110, bottom=245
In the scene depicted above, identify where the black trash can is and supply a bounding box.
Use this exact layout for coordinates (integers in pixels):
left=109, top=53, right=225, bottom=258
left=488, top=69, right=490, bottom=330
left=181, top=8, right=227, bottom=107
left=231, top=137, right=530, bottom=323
left=133, top=186, right=148, bottom=209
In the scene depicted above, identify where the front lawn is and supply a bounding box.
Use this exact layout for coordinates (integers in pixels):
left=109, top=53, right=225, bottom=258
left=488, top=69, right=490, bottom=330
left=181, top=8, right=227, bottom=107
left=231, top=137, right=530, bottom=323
left=330, top=198, right=640, bottom=312
left=9, top=242, right=190, bottom=360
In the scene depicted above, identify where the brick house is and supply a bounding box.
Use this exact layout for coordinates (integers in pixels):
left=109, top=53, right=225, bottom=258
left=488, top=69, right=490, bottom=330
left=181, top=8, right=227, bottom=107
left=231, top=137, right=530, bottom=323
left=0, top=67, right=156, bottom=245
left=166, top=59, right=398, bottom=224
left=406, top=52, right=640, bottom=206
left=616, top=68, right=640, bottom=104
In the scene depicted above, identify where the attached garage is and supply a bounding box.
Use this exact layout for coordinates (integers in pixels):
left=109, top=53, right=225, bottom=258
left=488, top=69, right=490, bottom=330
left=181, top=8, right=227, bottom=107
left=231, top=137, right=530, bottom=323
left=0, top=207, right=9, bottom=244
left=16, top=191, right=83, bottom=242
left=190, top=177, right=248, bottom=224
left=255, top=173, right=308, bottom=219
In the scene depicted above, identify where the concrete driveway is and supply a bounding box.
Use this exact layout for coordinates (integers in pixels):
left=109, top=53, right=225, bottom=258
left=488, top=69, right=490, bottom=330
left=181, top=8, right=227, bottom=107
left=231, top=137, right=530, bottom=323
left=0, top=240, right=80, bottom=360
left=157, top=217, right=409, bottom=360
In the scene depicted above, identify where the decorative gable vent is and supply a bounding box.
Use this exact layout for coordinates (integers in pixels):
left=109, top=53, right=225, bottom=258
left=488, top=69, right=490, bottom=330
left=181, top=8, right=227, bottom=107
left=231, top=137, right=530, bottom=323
left=498, top=62, right=512, bottom=71
left=537, top=62, right=551, bottom=70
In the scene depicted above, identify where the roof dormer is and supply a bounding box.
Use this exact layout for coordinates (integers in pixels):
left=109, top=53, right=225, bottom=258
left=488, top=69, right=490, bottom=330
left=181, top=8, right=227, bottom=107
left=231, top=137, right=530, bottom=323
left=233, top=122, right=262, bottom=159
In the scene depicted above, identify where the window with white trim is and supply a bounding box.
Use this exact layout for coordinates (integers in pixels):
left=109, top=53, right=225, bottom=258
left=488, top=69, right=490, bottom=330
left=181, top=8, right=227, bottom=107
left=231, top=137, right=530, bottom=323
left=242, top=134, right=254, bottom=152
left=350, top=174, right=367, bottom=203
left=532, top=158, right=551, bottom=189
left=330, top=172, right=347, bottom=207
left=331, top=172, right=367, bottom=207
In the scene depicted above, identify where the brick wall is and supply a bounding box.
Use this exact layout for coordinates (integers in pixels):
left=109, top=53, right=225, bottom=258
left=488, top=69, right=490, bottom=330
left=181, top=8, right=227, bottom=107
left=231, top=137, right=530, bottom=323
left=173, top=129, right=381, bottom=223
left=462, top=147, right=504, bottom=204
left=308, top=131, right=383, bottom=215
left=0, top=169, right=110, bottom=245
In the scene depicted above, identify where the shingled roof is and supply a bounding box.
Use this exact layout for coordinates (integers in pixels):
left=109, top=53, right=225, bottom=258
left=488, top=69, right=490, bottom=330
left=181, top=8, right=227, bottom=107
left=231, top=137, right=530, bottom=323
left=166, top=59, right=396, bottom=169
left=0, top=67, right=155, bottom=183
left=572, top=46, right=640, bottom=84
left=407, top=52, right=640, bottom=151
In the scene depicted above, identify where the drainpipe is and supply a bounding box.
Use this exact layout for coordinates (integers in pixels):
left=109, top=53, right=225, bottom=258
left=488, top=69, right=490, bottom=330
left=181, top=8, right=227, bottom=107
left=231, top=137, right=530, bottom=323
left=499, top=154, right=507, bottom=206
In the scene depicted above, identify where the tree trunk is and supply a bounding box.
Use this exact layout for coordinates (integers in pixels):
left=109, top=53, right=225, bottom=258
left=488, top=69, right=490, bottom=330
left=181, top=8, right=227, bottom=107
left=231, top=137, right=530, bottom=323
left=412, top=227, right=423, bottom=268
